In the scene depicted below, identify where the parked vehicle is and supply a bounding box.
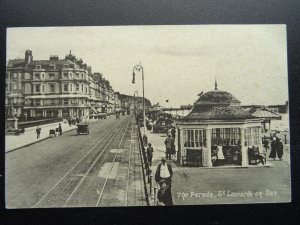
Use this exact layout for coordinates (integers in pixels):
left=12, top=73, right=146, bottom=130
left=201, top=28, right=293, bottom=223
left=153, top=118, right=174, bottom=133
left=76, top=122, right=89, bottom=135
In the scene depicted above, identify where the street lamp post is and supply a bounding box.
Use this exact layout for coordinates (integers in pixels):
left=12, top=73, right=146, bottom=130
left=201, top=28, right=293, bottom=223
left=134, top=90, right=138, bottom=116
left=132, top=64, right=146, bottom=137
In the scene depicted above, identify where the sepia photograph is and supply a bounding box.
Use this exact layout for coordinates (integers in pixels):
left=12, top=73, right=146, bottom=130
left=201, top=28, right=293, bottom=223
left=5, top=25, right=290, bottom=208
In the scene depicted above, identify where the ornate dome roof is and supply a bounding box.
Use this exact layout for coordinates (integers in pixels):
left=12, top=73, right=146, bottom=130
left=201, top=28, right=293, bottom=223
left=180, top=85, right=254, bottom=121
left=194, top=89, right=241, bottom=106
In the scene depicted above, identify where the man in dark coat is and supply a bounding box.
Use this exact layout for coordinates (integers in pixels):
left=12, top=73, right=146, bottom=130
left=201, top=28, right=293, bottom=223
left=146, top=143, right=154, bottom=166
left=171, top=127, right=176, bottom=139
left=276, top=138, right=284, bottom=160
left=165, top=134, right=174, bottom=160
left=58, top=123, right=62, bottom=136
left=35, top=126, right=41, bottom=139
left=157, top=179, right=173, bottom=206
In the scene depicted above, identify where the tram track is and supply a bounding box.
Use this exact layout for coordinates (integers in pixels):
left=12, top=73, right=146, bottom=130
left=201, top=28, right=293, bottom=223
left=31, top=117, right=130, bottom=208
left=63, top=117, right=131, bottom=206
left=94, top=117, right=147, bottom=207
left=95, top=116, right=132, bottom=206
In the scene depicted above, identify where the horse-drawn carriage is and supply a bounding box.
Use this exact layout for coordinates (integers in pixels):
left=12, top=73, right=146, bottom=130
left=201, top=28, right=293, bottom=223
left=76, top=122, right=89, bottom=135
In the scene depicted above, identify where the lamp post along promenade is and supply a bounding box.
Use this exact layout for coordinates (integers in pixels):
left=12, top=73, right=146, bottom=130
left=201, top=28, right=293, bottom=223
left=132, top=64, right=146, bottom=137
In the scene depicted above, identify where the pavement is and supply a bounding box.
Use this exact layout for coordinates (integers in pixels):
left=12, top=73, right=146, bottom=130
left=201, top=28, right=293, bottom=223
left=142, top=127, right=291, bottom=205
left=5, top=118, right=101, bottom=152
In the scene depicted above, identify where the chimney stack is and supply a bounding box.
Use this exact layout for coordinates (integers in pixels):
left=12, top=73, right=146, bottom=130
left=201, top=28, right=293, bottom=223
left=25, top=50, right=33, bottom=65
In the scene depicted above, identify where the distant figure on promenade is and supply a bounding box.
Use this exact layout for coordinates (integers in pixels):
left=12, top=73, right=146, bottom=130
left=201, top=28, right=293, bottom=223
left=58, top=123, right=62, bottom=136
left=269, top=137, right=277, bottom=160
left=157, top=179, right=173, bottom=206
left=146, top=143, right=154, bottom=166
left=277, top=138, right=284, bottom=161
left=171, top=127, right=176, bottom=139
left=164, top=134, right=174, bottom=160
left=68, top=118, right=72, bottom=126
left=35, top=126, right=41, bottom=139
left=155, top=157, right=173, bottom=205
left=262, top=136, right=269, bottom=154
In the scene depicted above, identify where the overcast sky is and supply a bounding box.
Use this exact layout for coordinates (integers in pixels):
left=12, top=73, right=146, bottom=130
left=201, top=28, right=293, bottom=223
left=7, top=25, right=288, bottom=107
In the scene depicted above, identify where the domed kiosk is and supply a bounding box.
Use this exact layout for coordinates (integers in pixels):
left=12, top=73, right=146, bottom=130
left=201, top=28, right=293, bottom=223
left=176, top=83, right=264, bottom=167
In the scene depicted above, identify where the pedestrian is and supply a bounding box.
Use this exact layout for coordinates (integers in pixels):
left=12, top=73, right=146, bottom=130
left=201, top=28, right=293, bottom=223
left=58, top=123, right=62, bottom=136
left=257, top=147, right=266, bottom=166
left=68, top=118, right=72, bottom=127
left=157, top=179, right=173, bottom=206
left=147, top=143, right=154, bottom=166
left=164, top=134, right=173, bottom=160
left=269, top=137, right=277, bottom=160
left=155, top=157, right=173, bottom=200
left=35, top=126, right=41, bottom=139
left=171, top=127, right=176, bottom=139
left=262, top=136, right=269, bottom=154
left=277, top=138, right=284, bottom=161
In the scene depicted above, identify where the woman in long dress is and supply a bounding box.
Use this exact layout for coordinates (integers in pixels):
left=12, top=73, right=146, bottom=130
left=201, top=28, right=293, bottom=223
left=277, top=138, right=284, bottom=160
left=269, top=137, right=277, bottom=160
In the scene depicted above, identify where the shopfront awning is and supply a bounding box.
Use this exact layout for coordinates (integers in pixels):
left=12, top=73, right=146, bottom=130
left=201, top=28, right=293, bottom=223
left=90, top=107, right=98, bottom=114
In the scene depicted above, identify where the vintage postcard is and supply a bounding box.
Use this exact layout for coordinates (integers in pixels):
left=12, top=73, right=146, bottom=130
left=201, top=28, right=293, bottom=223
left=5, top=25, right=290, bottom=208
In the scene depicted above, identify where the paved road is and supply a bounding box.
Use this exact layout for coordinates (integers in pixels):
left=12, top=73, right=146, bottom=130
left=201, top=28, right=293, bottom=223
left=5, top=115, right=147, bottom=208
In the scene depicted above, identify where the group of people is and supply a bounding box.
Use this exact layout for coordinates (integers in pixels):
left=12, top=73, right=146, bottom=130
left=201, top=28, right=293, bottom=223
left=144, top=128, right=177, bottom=206
left=68, top=117, right=80, bottom=126
left=268, top=136, right=284, bottom=161
left=35, top=123, right=62, bottom=139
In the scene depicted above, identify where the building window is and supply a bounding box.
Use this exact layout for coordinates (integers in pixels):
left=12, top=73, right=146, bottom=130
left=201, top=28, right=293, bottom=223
left=13, top=84, right=17, bottom=90
left=41, top=73, right=45, bottom=80
left=49, top=73, right=55, bottom=79
left=13, top=73, right=17, bottom=79
left=76, top=84, right=80, bottom=91
left=41, top=84, right=44, bottom=92
left=51, top=99, right=55, bottom=105
left=36, top=65, right=41, bottom=69
left=70, top=73, right=73, bottom=78
left=35, top=73, right=40, bottom=80
left=70, top=84, right=73, bottom=92
left=63, top=73, right=68, bottom=79
left=244, top=127, right=260, bottom=147
left=86, top=87, right=88, bottom=93
left=183, top=129, right=207, bottom=148
left=5, top=98, right=8, bottom=104
left=35, top=84, right=41, bottom=92
left=63, top=99, right=69, bottom=105
left=211, top=128, right=241, bottom=146
left=36, top=100, right=41, bottom=106
left=71, top=99, right=77, bottom=104
left=50, top=84, right=55, bottom=92
left=6, top=73, right=9, bottom=79
left=13, top=98, right=17, bottom=104
left=81, top=73, right=84, bottom=79
left=81, top=84, right=83, bottom=92
left=76, top=73, right=79, bottom=78
left=50, top=65, right=55, bottom=69
left=64, top=84, right=69, bottom=91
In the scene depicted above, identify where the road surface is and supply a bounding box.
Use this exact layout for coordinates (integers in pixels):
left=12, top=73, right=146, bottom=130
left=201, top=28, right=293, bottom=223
left=5, top=115, right=147, bottom=208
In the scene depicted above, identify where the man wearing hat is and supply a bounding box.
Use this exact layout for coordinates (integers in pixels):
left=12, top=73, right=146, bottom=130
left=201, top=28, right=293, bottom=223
left=157, top=179, right=173, bottom=206
left=155, top=157, right=173, bottom=202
